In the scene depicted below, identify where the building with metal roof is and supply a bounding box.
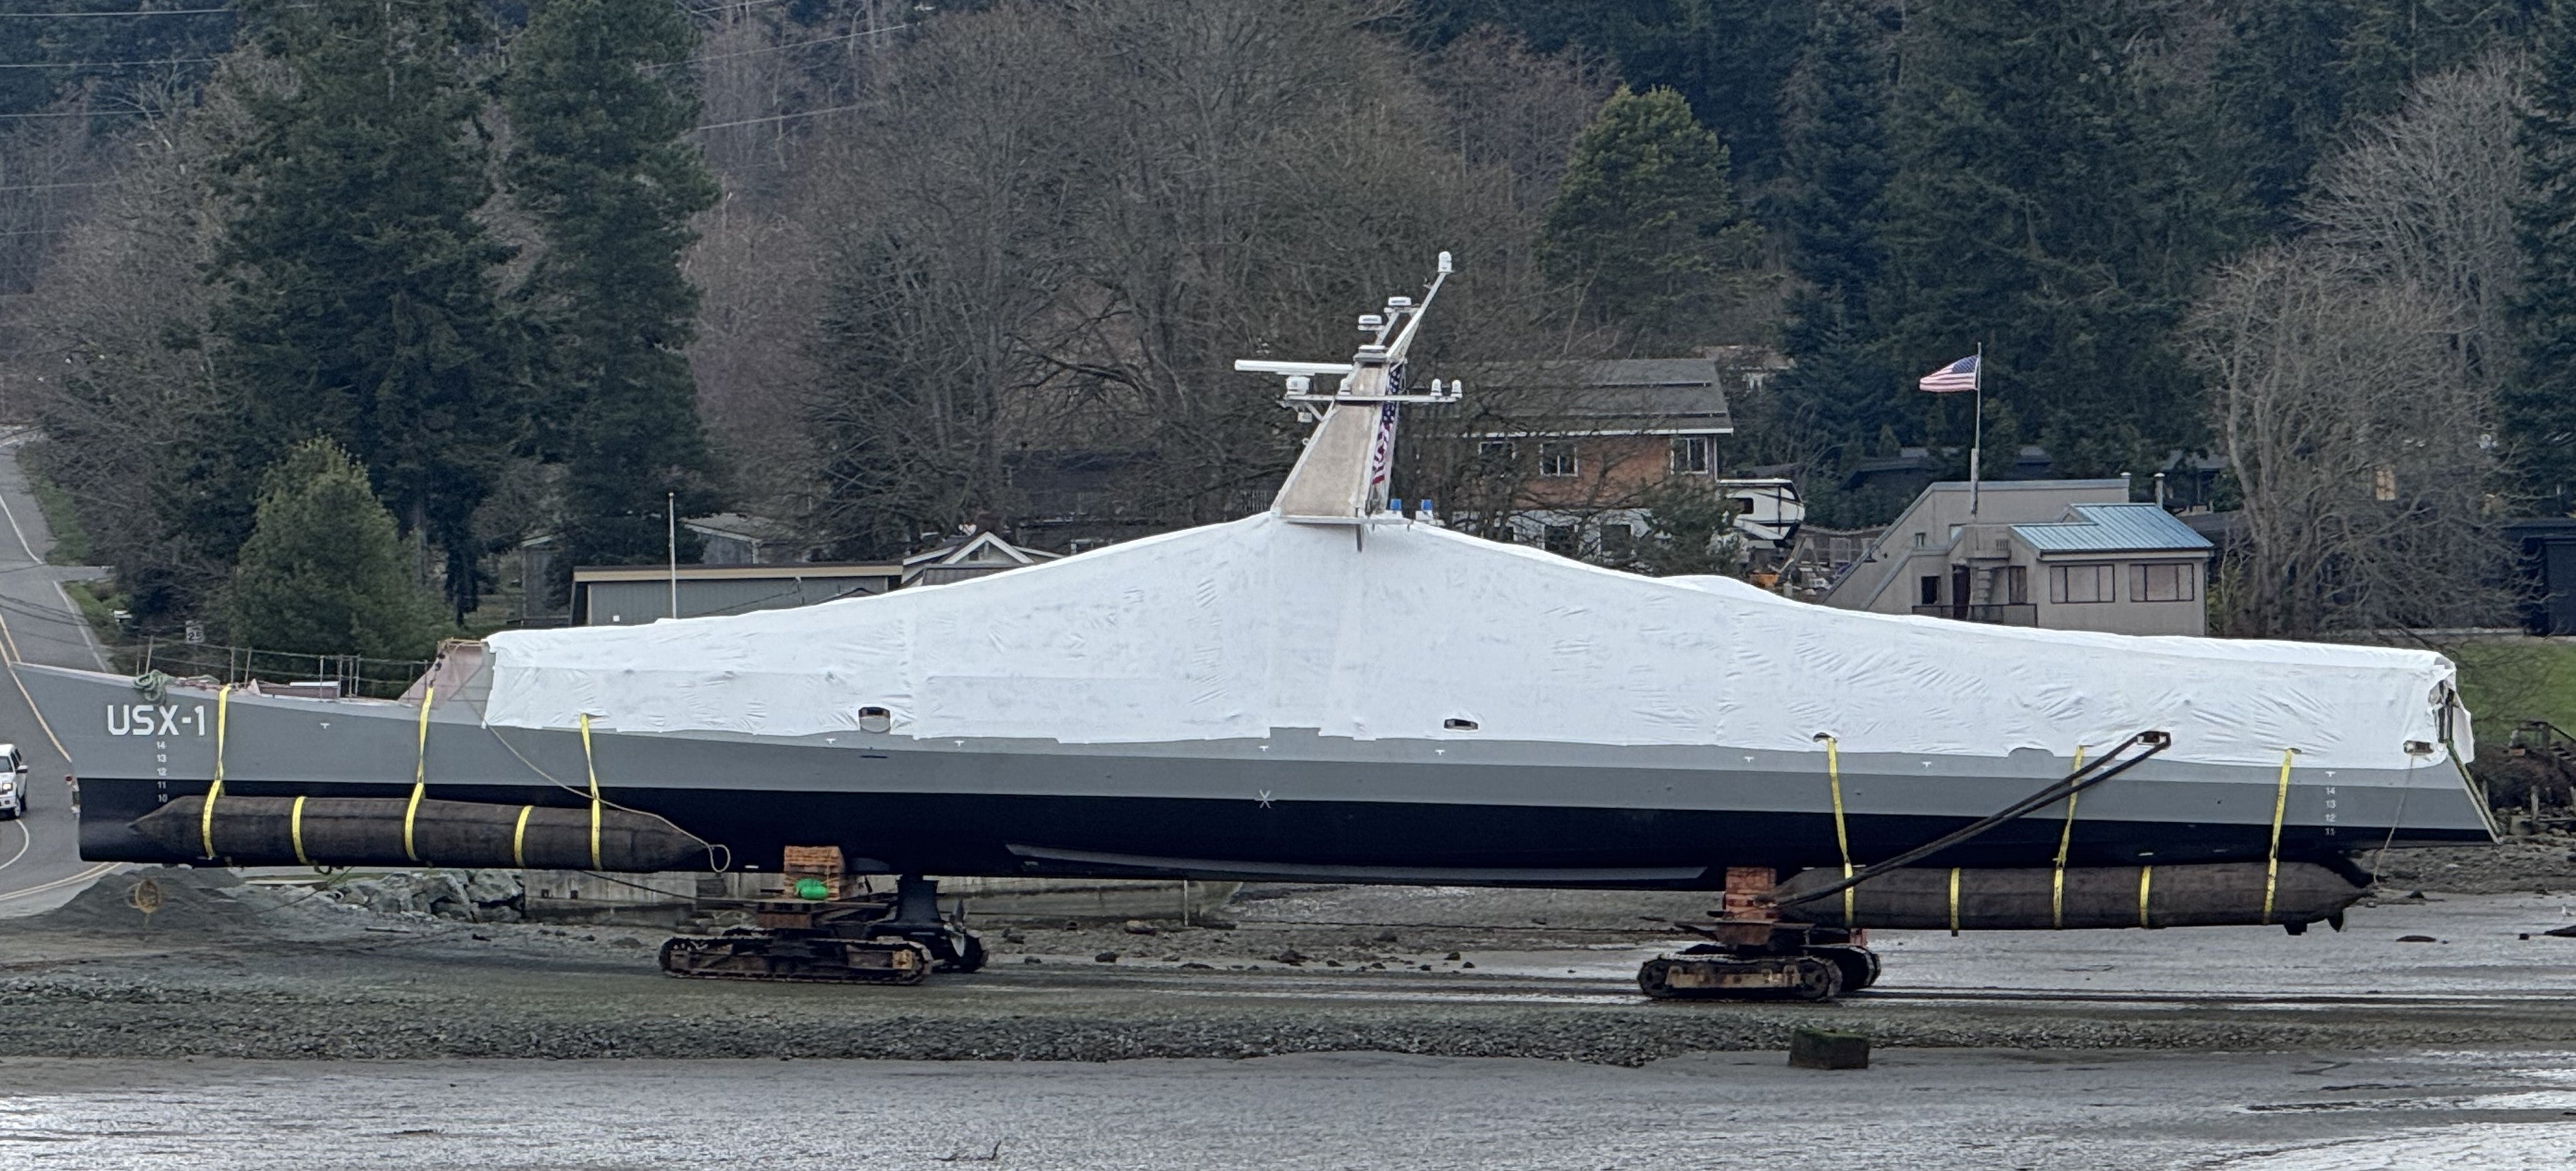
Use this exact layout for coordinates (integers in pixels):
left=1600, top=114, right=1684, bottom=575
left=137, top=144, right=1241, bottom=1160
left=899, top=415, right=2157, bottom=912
left=2012, top=503, right=2215, bottom=556
left=1821, top=481, right=2213, bottom=637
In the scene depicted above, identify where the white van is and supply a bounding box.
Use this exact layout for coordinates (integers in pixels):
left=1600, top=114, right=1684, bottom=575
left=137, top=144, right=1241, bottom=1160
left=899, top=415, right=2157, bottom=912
left=0, top=743, right=24, bottom=819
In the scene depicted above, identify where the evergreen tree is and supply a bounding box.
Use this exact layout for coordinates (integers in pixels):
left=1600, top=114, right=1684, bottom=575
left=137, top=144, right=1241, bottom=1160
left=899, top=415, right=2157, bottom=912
left=2338, top=0, right=2532, bottom=123
left=228, top=439, right=442, bottom=661
left=501, top=0, right=723, bottom=570
left=194, top=0, right=517, bottom=621
left=2211, top=0, right=2358, bottom=229
left=2510, top=0, right=2576, bottom=510
left=1772, top=0, right=1894, bottom=471
left=1630, top=476, right=1740, bottom=577
left=1539, top=85, right=1762, bottom=345
left=1877, top=0, right=2222, bottom=475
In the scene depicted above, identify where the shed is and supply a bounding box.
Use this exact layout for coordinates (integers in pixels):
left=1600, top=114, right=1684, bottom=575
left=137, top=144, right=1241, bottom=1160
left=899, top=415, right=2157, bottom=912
left=573, top=563, right=901, bottom=626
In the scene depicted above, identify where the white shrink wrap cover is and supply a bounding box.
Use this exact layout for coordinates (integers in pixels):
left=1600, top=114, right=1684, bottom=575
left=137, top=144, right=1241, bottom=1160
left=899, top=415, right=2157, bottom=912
left=483, top=513, right=2463, bottom=771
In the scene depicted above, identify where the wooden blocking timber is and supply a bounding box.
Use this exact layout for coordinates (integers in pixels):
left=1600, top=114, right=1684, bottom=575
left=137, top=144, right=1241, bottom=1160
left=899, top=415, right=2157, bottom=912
left=1788, top=1027, right=1870, bottom=1070
left=1721, top=866, right=1777, bottom=921
left=781, top=845, right=849, bottom=899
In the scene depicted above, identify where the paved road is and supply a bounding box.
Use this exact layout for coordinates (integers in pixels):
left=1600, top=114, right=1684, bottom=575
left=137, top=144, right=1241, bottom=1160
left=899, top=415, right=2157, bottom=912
left=0, top=429, right=121, bottom=915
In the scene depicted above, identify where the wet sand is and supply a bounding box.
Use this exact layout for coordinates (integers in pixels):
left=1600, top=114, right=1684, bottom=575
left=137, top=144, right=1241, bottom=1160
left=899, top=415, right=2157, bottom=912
left=6, top=1048, right=2576, bottom=1170
left=1, top=875, right=2574, bottom=1064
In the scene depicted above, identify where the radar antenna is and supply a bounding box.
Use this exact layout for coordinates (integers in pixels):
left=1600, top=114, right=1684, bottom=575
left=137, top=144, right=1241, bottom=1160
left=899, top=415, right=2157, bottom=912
left=1240, top=252, right=1464, bottom=528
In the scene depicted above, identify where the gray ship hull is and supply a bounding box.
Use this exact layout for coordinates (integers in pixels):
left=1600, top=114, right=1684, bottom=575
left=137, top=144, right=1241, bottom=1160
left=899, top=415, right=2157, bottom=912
left=23, top=663, right=2494, bottom=886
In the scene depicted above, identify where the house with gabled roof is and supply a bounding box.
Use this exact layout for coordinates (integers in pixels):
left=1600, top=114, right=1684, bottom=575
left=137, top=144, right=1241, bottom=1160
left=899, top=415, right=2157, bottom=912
left=902, top=527, right=1063, bottom=587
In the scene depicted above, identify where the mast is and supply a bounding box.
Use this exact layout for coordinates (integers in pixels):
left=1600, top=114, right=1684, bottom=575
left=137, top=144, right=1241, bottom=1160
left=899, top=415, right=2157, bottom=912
left=1969, top=341, right=1983, bottom=517
left=1239, top=254, right=1465, bottom=527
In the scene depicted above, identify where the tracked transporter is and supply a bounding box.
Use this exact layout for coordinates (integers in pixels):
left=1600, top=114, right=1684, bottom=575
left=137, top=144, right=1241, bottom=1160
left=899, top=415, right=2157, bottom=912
left=20, top=255, right=2494, bottom=998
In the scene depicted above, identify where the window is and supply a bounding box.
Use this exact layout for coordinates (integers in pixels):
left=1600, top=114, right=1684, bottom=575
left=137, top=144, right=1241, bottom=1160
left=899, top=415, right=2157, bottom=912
left=1919, top=575, right=1943, bottom=606
left=1542, top=524, right=1578, bottom=554
left=2130, top=561, right=2197, bottom=603
left=1912, top=531, right=1928, bottom=548
left=2373, top=465, right=2397, bottom=501
left=1477, top=440, right=1517, bottom=466
left=1599, top=522, right=1636, bottom=560
left=1670, top=435, right=1711, bottom=474
left=2049, top=563, right=2116, bottom=603
left=1538, top=442, right=1577, bottom=477
left=1994, top=565, right=2028, bottom=605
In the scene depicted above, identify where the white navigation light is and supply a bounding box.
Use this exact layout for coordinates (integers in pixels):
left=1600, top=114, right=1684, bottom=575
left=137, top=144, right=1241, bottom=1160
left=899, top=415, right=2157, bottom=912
left=1286, top=374, right=1311, bottom=393
left=1357, top=313, right=1385, bottom=333
left=1437, top=250, right=1453, bottom=274
left=1386, top=296, right=1414, bottom=311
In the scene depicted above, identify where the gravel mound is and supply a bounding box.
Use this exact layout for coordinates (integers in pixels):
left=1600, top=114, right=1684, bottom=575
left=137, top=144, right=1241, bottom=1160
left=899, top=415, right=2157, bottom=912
left=2362, top=838, right=2576, bottom=894
left=33, top=866, right=257, bottom=934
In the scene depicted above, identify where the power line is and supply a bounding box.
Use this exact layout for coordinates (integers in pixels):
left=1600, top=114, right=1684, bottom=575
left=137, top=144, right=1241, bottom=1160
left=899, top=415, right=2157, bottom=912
left=693, top=102, right=860, bottom=131
left=671, top=21, right=905, bottom=66
left=678, top=0, right=794, bottom=16
left=0, top=6, right=234, bottom=16
left=0, top=56, right=219, bottom=68
left=0, top=107, right=154, bottom=119
left=0, top=180, right=109, bottom=193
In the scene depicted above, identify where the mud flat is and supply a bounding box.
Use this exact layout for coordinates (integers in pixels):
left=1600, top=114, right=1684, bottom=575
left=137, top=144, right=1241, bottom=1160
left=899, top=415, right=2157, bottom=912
left=7, top=1048, right=2576, bottom=1170
left=1, top=865, right=2574, bottom=1065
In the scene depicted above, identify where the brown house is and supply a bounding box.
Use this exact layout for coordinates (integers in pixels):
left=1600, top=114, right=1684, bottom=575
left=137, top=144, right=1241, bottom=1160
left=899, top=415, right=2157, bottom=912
left=1454, top=357, right=1739, bottom=553
left=1471, top=357, right=1734, bottom=493
left=1443, top=355, right=1807, bottom=565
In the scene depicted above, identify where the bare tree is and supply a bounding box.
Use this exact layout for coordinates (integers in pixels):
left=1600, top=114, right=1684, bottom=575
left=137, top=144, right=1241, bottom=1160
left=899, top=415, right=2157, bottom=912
left=0, top=61, right=269, bottom=606
left=2192, top=242, right=2507, bottom=636
left=0, top=109, right=219, bottom=599
left=684, top=195, right=828, bottom=515
left=1417, top=30, right=1614, bottom=219
left=2302, top=52, right=2527, bottom=404
left=0, top=106, right=108, bottom=298
left=790, top=0, right=1596, bottom=555
left=2191, top=54, right=2528, bottom=638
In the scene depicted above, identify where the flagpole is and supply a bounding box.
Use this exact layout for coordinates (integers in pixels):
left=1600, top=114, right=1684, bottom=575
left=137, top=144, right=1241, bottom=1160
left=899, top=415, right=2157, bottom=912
left=1969, top=342, right=1984, bottom=517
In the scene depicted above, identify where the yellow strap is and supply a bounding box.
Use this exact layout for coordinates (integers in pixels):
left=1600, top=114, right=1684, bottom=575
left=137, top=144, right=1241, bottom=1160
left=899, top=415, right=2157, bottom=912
left=512, top=805, right=535, bottom=869
left=289, top=794, right=311, bottom=866
left=200, top=684, right=232, bottom=859
left=2262, top=748, right=2295, bottom=924
left=580, top=713, right=602, bottom=869
left=2137, top=864, right=2154, bottom=928
left=403, top=685, right=434, bottom=862
left=1946, top=866, right=1962, bottom=936
left=2053, top=745, right=2087, bottom=929
left=1824, top=735, right=1855, bottom=926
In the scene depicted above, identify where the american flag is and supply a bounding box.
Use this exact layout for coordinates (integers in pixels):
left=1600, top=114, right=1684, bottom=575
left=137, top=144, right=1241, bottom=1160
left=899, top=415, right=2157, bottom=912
left=1919, top=354, right=1979, bottom=393
left=1367, top=360, right=1405, bottom=491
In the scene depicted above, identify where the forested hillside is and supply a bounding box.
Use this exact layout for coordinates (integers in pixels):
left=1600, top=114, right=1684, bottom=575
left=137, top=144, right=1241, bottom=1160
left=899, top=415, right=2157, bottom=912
left=0, top=0, right=2565, bottom=644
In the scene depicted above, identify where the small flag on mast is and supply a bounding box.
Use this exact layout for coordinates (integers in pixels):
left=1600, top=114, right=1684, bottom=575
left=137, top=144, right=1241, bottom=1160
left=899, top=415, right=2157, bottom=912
left=1918, top=354, right=1979, bottom=393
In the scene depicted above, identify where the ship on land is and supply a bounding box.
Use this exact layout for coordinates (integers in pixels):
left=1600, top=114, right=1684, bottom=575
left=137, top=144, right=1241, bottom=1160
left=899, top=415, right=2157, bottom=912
left=15, top=254, right=2496, bottom=997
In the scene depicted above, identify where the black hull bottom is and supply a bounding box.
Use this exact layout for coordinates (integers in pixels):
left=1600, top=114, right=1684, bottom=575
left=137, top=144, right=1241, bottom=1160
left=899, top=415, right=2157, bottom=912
left=77, top=776, right=2482, bottom=888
